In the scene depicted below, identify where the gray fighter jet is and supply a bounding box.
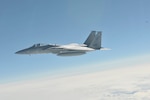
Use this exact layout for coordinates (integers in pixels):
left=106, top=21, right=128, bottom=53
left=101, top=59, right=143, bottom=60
left=15, top=31, right=110, bottom=56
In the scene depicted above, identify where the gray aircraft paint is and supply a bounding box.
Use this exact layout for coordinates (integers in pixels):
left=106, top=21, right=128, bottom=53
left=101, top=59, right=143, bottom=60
left=15, top=31, right=109, bottom=56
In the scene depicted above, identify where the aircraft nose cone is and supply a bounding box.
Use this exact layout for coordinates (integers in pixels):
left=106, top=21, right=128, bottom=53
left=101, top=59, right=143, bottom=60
left=15, top=50, right=23, bottom=54
left=15, top=49, right=28, bottom=54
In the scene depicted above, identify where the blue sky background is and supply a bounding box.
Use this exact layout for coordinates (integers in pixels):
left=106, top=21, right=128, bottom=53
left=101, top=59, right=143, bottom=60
left=0, top=0, right=150, bottom=83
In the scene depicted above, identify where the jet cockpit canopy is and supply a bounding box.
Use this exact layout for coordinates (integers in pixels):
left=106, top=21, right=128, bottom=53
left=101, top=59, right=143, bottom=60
left=32, top=43, right=46, bottom=47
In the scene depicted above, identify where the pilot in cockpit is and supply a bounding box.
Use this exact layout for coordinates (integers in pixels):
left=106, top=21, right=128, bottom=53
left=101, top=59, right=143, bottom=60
left=32, top=43, right=41, bottom=47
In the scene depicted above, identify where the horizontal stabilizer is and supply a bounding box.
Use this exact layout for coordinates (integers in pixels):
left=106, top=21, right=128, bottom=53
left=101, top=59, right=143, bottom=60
left=100, top=47, right=111, bottom=50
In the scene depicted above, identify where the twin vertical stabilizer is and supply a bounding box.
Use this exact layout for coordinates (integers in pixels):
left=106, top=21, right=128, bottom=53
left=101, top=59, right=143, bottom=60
left=84, top=31, right=102, bottom=49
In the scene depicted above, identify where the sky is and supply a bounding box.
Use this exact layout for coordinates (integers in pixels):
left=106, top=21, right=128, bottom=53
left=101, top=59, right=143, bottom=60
left=0, top=0, right=150, bottom=84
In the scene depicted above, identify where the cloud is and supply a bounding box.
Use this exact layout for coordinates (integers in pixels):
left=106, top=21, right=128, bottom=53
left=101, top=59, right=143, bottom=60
left=0, top=63, right=150, bottom=100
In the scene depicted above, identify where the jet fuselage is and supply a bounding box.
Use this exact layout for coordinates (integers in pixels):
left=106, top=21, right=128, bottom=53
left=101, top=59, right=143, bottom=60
left=15, top=31, right=109, bottom=56
left=16, top=43, right=94, bottom=56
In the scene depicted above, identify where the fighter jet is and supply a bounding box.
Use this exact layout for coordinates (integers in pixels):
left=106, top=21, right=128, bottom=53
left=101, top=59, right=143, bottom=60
left=15, top=31, right=110, bottom=56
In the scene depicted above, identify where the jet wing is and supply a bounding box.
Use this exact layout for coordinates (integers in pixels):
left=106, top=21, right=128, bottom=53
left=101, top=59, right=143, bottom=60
left=52, top=45, right=94, bottom=51
left=47, top=44, right=91, bottom=56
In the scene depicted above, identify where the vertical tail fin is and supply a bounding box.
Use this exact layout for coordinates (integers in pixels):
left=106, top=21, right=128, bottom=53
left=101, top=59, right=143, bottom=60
left=84, top=31, right=96, bottom=46
left=89, top=31, right=102, bottom=49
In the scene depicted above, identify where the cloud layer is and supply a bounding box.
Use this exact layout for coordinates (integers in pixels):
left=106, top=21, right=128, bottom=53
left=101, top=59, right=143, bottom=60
left=0, top=63, right=150, bottom=100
